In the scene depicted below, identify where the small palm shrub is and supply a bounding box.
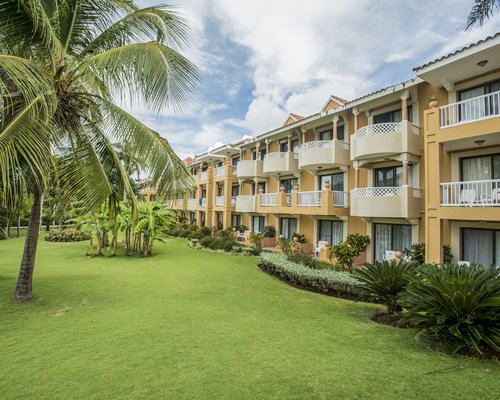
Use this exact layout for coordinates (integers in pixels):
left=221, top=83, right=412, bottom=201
left=248, top=232, right=264, bottom=254
left=354, top=260, right=418, bottom=314
left=400, top=264, right=500, bottom=355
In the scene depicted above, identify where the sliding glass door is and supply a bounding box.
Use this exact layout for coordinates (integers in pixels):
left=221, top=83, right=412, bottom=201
left=462, top=228, right=500, bottom=266
left=280, top=218, right=298, bottom=239
left=318, top=220, right=343, bottom=246
left=374, top=223, right=412, bottom=261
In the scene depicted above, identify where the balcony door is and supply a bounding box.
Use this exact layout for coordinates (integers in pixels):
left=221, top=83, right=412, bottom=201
left=280, top=218, right=298, bottom=239
left=460, top=154, right=500, bottom=181
left=319, top=172, right=344, bottom=191
left=462, top=228, right=500, bottom=266
left=373, top=106, right=412, bottom=124
left=280, top=178, right=297, bottom=193
left=318, top=220, right=343, bottom=246
left=279, top=139, right=299, bottom=153
left=231, top=214, right=241, bottom=228
left=252, top=216, right=265, bottom=233
left=374, top=223, right=412, bottom=261
left=458, top=79, right=500, bottom=121
left=374, top=165, right=413, bottom=187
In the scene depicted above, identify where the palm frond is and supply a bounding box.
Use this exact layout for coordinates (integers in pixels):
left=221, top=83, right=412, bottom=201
left=466, top=0, right=500, bottom=30
left=79, top=42, right=199, bottom=113
left=100, top=100, right=196, bottom=197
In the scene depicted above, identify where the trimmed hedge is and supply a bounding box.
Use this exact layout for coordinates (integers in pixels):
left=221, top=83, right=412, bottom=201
left=260, top=252, right=360, bottom=299
left=45, top=229, right=91, bottom=242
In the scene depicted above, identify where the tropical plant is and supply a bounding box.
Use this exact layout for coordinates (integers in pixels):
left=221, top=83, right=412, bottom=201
left=262, top=225, right=276, bottom=238
left=330, top=234, right=370, bottom=272
left=400, top=263, right=500, bottom=355
left=248, top=232, right=264, bottom=254
left=0, top=1, right=198, bottom=301
left=291, top=233, right=306, bottom=243
left=354, top=260, right=418, bottom=315
left=466, top=0, right=500, bottom=29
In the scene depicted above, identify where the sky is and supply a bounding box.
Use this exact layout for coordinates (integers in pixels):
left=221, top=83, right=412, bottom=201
left=133, top=0, right=500, bottom=159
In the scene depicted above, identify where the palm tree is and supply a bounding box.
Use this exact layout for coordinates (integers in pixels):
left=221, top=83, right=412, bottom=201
left=466, top=0, right=500, bottom=29
left=0, top=1, right=198, bottom=301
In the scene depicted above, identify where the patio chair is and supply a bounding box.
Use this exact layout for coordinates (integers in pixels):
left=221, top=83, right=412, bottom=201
left=384, top=250, right=396, bottom=261
left=459, top=189, right=476, bottom=205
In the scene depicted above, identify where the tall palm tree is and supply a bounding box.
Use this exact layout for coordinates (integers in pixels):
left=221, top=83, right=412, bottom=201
left=466, top=0, right=500, bottom=29
left=0, top=0, right=198, bottom=301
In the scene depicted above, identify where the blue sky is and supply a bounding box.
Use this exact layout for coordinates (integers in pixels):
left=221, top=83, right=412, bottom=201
left=134, top=0, right=500, bottom=159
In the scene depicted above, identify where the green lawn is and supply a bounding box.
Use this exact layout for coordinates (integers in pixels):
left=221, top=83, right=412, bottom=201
left=1, top=235, right=498, bottom=400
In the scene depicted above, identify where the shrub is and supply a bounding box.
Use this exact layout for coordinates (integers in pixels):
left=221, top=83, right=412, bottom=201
left=330, top=234, right=370, bottom=272
left=199, top=236, right=212, bottom=248
left=188, top=231, right=204, bottom=241
left=403, top=243, right=454, bottom=264
left=200, top=226, right=212, bottom=236
left=276, top=237, right=301, bottom=255
left=236, top=224, right=248, bottom=234
left=354, top=260, right=418, bottom=315
left=45, top=229, right=91, bottom=242
left=292, top=233, right=306, bottom=243
left=248, top=232, right=264, bottom=254
left=443, top=245, right=453, bottom=264
left=199, top=235, right=237, bottom=252
left=260, top=252, right=359, bottom=297
left=400, top=263, right=500, bottom=355
left=287, top=253, right=329, bottom=270
left=263, top=225, right=276, bottom=238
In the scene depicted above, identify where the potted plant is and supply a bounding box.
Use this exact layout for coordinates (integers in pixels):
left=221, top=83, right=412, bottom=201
left=428, top=95, right=438, bottom=108
left=262, top=225, right=276, bottom=247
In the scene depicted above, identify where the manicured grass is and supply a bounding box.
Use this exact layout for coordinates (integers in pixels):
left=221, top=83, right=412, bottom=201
left=1, top=235, right=498, bottom=400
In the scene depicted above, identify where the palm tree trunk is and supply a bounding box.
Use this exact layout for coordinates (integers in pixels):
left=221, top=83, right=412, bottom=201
left=16, top=214, right=21, bottom=237
left=13, top=183, right=43, bottom=302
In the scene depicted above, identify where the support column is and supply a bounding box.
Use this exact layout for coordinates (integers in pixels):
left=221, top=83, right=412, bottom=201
left=353, top=108, right=359, bottom=132
left=354, top=161, right=360, bottom=189
left=287, top=135, right=292, bottom=152
left=401, top=91, right=409, bottom=121
left=265, top=138, right=269, bottom=153
left=332, top=116, right=339, bottom=140
left=402, top=155, right=409, bottom=186
left=255, top=142, right=260, bottom=160
left=301, top=128, right=306, bottom=144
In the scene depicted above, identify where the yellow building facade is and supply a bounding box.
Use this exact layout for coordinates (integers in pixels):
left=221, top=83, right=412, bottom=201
left=169, top=33, right=500, bottom=266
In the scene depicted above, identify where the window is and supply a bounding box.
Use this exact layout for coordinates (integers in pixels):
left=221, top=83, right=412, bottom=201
left=231, top=214, right=241, bottom=228
left=280, top=178, right=297, bottom=193
left=319, top=129, right=333, bottom=141
left=201, top=212, right=206, bottom=227
left=216, top=212, right=223, bottom=229
left=319, top=173, right=344, bottom=191
left=231, top=185, right=239, bottom=197
left=259, top=149, right=267, bottom=160
left=189, top=212, right=196, bottom=221
left=252, top=216, right=265, bottom=233
left=232, top=156, right=240, bottom=165
left=374, top=224, right=412, bottom=261
left=217, top=185, right=223, bottom=196
left=337, top=125, right=345, bottom=141
left=252, top=182, right=266, bottom=195
left=279, top=139, right=299, bottom=152
left=373, top=106, right=413, bottom=124
left=374, top=165, right=413, bottom=187
left=318, top=220, right=343, bottom=246
left=201, top=188, right=207, bottom=198
left=280, top=218, right=298, bottom=239
left=460, top=154, right=500, bottom=181
left=462, top=228, right=500, bottom=266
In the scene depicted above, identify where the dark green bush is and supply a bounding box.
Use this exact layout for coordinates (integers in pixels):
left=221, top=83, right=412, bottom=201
left=287, top=253, right=330, bottom=270
left=263, top=225, right=276, bottom=238
left=200, top=226, right=212, bottom=236
left=45, top=229, right=91, bottom=242
left=400, top=263, right=500, bottom=355
left=354, top=260, right=418, bottom=315
left=199, top=235, right=237, bottom=252
left=188, top=231, right=204, bottom=241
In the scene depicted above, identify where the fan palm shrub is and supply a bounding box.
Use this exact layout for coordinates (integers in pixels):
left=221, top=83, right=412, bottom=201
left=354, top=260, right=418, bottom=315
left=0, top=1, right=198, bottom=300
left=400, top=264, right=500, bottom=355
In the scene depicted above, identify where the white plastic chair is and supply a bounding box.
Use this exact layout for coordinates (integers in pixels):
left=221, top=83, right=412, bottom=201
left=315, top=240, right=329, bottom=257
left=458, top=260, right=471, bottom=266
left=459, top=189, right=476, bottom=205
left=384, top=250, right=396, bottom=260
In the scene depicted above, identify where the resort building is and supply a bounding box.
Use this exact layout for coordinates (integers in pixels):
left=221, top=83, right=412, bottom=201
left=167, top=33, right=500, bottom=266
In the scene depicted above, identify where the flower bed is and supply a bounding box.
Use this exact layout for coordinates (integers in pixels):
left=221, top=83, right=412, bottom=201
left=259, top=252, right=360, bottom=300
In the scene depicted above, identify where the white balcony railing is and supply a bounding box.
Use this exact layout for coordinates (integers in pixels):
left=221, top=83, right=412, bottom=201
left=260, top=193, right=278, bottom=206
left=441, top=179, right=500, bottom=206
left=166, top=199, right=174, bottom=208
left=353, top=187, right=401, bottom=198
left=235, top=195, right=256, bottom=212
left=176, top=199, right=183, bottom=207
left=187, top=198, right=197, bottom=210
left=200, top=171, right=208, bottom=181
left=264, top=152, right=287, bottom=160
left=333, top=191, right=349, bottom=207
left=301, top=140, right=349, bottom=151
left=216, top=166, right=225, bottom=176
left=298, top=191, right=322, bottom=206
left=440, top=90, right=500, bottom=128
left=355, top=122, right=400, bottom=138
left=215, top=196, right=225, bottom=207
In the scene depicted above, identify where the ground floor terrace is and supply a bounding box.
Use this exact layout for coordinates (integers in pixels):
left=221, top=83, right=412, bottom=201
left=0, top=236, right=498, bottom=399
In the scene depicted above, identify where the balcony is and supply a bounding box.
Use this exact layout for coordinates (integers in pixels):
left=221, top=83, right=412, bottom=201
left=440, top=91, right=500, bottom=128
left=200, top=198, right=207, bottom=207
left=215, top=196, right=225, bottom=207
left=351, top=186, right=423, bottom=219
left=298, top=140, right=350, bottom=171
left=351, top=121, right=421, bottom=161
left=187, top=199, right=197, bottom=211
left=216, top=166, right=226, bottom=177
left=263, top=152, right=298, bottom=175
left=260, top=193, right=279, bottom=207
left=236, top=160, right=264, bottom=180
left=235, top=195, right=256, bottom=212
left=441, top=179, right=500, bottom=207
left=200, top=171, right=208, bottom=181
left=297, top=191, right=348, bottom=208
